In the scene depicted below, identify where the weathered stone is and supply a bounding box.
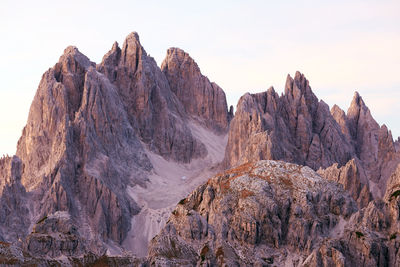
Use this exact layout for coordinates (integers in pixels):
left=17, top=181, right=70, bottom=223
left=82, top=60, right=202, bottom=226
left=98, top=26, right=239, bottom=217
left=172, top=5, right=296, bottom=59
left=318, top=158, right=372, bottom=208
left=148, top=160, right=357, bottom=266
left=98, top=33, right=207, bottom=163
left=224, top=72, right=354, bottom=170
left=161, top=47, right=230, bottom=133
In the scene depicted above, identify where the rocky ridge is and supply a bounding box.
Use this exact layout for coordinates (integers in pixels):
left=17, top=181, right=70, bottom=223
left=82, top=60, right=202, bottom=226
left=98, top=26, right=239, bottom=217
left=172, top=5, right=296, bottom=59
left=224, top=71, right=399, bottom=205
left=0, top=32, right=231, bottom=263
left=0, top=32, right=399, bottom=266
left=161, top=47, right=231, bottom=132
left=149, top=160, right=400, bottom=266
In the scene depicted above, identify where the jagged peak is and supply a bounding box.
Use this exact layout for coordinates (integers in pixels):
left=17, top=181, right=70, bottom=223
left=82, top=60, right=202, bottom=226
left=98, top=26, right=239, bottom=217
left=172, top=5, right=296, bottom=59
left=121, top=31, right=146, bottom=57
left=63, top=46, right=79, bottom=56
left=111, top=41, right=119, bottom=51
left=166, top=47, right=186, bottom=56
left=57, top=45, right=93, bottom=71
left=284, top=73, right=294, bottom=93
left=350, top=91, right=366, bottom=108
left=293, top=71, right=310, bottom=89
left=267, top=86, right=276, bottom=95
left=161, top=47, right=200, bottom=73
left=347, top=91, right=370, bottom=118
left=284, top=71, right=312, bottom=97
left=331, top=104, right=345, bottom=115
left=294, top=70, right=303, bottom=80
left=125, top=31, right=140, bottom=42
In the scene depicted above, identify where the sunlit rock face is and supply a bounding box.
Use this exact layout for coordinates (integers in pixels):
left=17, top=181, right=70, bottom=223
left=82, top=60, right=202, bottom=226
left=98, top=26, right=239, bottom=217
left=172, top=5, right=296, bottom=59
left=161, top=47, right=230, bottom=133
left=0, top=31, right=231, bottom=264
left=148, top=160, right=358, bottom=266
left=0, top=31, right=400, bottom=266
left=224, top=71, right=399, bottom=202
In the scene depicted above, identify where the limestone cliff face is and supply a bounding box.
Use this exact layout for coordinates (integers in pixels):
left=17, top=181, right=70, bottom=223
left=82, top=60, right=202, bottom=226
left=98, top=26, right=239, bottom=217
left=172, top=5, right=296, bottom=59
left=1, top=32, right=400, bottom=265
left=224, top=72, right=354, bottom=170
left=161, top=47, right=230, bottom=133
left=0, top=156, right=30, bottom=243
left=15, top=45, right=152, bottom=251
left=224, top=72, right=400, bottom=202
left=0, top=32, right=231, bottom=259
left=149, top=160, right=400, bottom=266
left=317, top=158, right=372, bottom=208
left=345, top=92, right=399, bottom=196
left=98, top=33, right=206, bottom=163
left=148, top=160, right=358, bottom=266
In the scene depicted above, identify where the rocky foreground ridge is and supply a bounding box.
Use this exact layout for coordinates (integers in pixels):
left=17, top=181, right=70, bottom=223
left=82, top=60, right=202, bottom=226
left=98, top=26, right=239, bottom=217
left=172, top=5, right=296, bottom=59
left=148, top=161, right=400, bottom=266
left=0, top=32, right=399, bottom=266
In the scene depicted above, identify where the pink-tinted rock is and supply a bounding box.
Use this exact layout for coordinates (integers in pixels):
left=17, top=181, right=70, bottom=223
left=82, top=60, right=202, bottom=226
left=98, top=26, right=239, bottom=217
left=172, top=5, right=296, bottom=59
left=224, top=72, right=354, bottom=170
left=161, top=48, right=230, bottom=133
left=98, top=33, right=207, bottom=163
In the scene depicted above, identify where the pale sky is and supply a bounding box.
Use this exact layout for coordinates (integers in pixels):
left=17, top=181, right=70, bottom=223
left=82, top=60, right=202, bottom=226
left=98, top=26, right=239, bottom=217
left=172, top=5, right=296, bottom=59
left=0, top=0, right=399, bottom=156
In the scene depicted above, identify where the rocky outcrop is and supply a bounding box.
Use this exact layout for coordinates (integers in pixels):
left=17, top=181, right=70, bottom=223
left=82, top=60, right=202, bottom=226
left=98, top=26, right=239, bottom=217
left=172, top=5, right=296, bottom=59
left=0, top=31, right=232, bottom=259
left=345, top=92, right=399, bottom=196
left=23, top=211, right=87, bottom=258
left=98, top=33, right=206, bottom=163
left=0, top=241, right=146, bottom=266
left=0, top=156, right=30, bottom=243
left=15, top=44, right=152, bottom=250
left=148, top=160, right=357, bottom=266
left=224, top=72, right=400, bottom=201
left=161, top=47, right=230, bottom=133
left=224, top=72, right=354, bottom=170
left=317, top=159, right=372, bottom=208
left=1, top=31, right=399, bottom=265
left=149, top=160, right=400, bottom=266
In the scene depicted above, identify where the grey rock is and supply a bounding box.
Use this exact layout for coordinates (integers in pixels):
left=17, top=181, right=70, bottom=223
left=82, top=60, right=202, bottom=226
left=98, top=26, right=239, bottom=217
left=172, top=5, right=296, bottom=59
left=318, top=158, right=372, bottom=208
left=161, top=47, right=230, bottom=133
left=224, top=72, right=354, bottom=170
left=98, top=33, right=207, bottom=163
left=148, top=160, right=357, bottom=266
left=15, top=44, right=152, bottom=251
left=0, top=156, right=30, bottom=243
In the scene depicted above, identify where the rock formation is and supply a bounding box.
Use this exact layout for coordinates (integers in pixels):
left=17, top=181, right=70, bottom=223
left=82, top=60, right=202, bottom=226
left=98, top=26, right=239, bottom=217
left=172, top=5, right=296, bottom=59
left=224, top=72, right=354, bottom=170
left=0, top=32, right=399, bottom=266
left=149, top=160, right=400, bottom=266
left=317, top=159, right=372, bottom=208
left=0, top=156, right=30, bottom=243
left=224, top=71, right=400, bottom=202
left=0, top=32, right=232, bottom=263
left=98, top=33, right=207, bottom=163
left=148, top=160, right=358, bottom=265
left=161, top=47, right=230, bottom=132
left=15, top=45, right=152, bottom=252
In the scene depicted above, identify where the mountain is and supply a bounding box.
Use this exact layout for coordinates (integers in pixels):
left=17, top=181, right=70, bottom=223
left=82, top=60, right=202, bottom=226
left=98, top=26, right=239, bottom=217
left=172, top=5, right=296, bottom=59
left=224, top=71, right=399, bottom=206
left=0, top=32, right=399, bottom=266
left=149, top=160, right=356, bottom=266
left=0, top=32, right=230, bottom=261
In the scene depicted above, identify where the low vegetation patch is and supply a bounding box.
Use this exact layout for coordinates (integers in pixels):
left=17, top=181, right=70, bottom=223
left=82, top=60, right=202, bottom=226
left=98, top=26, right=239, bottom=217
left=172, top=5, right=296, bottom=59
left=221, top=162, right=255, bottom=180
left=216, top=247, right=224, bottom=258
left=0, top=241, right=10, bottom=247
left=240, top=189, right=255, bottom=198
left=390, top=233, right=397, bottom=240
left=178, top=198, right=186, bottom=205
left=355, top=231, right=364, bottom=238
left=36, top=215, right=48, bottom=224
left=390, top=190, right=400, bottom=201
left=200, top=245, right=209, bottom=262
left=262, top=257, right=274, bottom=264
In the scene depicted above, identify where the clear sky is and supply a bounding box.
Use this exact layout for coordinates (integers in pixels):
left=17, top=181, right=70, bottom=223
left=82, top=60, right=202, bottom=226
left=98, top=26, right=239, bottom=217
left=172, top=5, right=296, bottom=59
left=0, top=0, right=399, bottom=156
